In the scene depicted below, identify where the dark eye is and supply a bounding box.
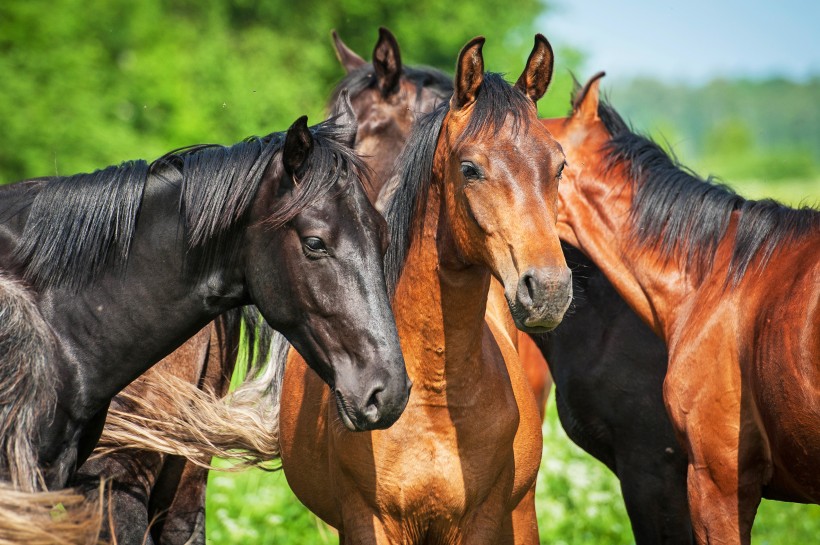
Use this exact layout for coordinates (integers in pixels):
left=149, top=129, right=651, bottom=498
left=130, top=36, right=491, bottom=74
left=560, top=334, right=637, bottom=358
left=460, top=161, right=481, bottom=180
left=557, top=161, right=567, bottom=181
left=302, top=236, right=328, bottom=257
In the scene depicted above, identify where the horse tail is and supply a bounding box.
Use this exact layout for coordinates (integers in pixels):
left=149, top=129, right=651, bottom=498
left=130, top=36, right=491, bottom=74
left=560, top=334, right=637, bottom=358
left=0, top=274, right=106, bottom=543
left=0, top=481, right=106, bottom=545
left=92, top=320, right=289, bottom=470
left=0, top=273, right=57, bottom=491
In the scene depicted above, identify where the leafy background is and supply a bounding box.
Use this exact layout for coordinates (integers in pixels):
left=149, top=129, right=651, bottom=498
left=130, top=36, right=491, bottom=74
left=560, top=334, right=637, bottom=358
left=1, top=0, right=817, bottom=543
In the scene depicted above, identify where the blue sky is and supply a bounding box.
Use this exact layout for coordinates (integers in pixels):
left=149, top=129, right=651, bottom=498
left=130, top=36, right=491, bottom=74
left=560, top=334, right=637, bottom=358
left=543, top=0, right=820, bottom=83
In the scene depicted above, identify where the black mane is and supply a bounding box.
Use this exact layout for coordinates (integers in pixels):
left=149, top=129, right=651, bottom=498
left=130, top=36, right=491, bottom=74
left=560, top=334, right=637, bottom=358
left=328, top=64, right=454, bottom=112
left=14, top=119, right=364, bottom=291
left=572, top=84, right=820, bottom=284
left=383, top=72, right=536, bottom=294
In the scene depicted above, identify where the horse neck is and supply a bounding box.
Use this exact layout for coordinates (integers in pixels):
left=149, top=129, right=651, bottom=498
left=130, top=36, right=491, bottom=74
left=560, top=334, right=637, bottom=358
left=37, top=174, right=245, bottom=417
left=559, top=164, right=694, bottom=337
left=393, top=185, right=492, bottom=398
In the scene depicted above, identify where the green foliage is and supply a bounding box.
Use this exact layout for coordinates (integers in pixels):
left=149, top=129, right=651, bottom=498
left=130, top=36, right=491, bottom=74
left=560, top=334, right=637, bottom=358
left=0, top=0, right=580, bottom=183
left=608, top=77, right=820, bottom=188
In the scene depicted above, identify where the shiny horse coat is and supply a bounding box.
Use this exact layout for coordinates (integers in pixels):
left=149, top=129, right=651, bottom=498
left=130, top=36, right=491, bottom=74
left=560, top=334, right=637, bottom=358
left=545, top=73, right=820, bottom=544
left=281, top=35, right=569, bottom=544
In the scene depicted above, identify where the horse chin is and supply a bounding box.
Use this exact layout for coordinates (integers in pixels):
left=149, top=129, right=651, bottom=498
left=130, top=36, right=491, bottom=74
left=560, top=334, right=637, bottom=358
left=518, top=320, right=559, bottom=334
left=506, top=297, right=568, bottom=334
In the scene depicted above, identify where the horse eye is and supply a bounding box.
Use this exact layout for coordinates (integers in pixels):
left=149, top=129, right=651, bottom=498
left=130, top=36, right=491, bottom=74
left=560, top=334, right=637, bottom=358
left=557, top=162, right=566, bottom=180
left=460, top=161, right=481, bottom=180
left=302, top=236, right=328, bottom=256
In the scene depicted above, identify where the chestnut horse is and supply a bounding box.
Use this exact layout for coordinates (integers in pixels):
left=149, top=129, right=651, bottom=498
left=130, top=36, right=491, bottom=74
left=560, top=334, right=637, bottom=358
left=280, top=35, right=570, bottom=544
left=544, top=73, right=820, bottom=544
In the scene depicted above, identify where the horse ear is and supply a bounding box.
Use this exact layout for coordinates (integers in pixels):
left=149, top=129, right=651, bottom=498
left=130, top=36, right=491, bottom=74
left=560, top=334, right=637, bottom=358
left=332, top=29, right=366, bottom=73
left=450, top=36, right=485, bottom=111
left=332, top=90, right=358, bottom=149
left=373, top=27, right=402, bottom=97
left=515, top=34, right=554, bottom=104
left=283, top=115, right=314, bottom=177
left=572, top=72, right=606, bottom=121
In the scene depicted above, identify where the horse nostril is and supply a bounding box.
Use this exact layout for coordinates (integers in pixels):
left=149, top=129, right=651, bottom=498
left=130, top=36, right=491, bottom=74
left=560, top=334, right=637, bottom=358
left=525, top=274, right=537, bottom=303
left=363, top=386, right=384, bottom=424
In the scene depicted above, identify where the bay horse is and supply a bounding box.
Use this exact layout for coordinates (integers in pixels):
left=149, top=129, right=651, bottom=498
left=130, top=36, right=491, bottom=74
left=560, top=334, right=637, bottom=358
left=335, top=30, right=689, bottom=539
left=332, top=26, right=553, bottom=415
left=280, top=35, right=570, bottom=544
left=0, top=107, right=410, bottom=495
left=543, top=73, right=820, bottom=544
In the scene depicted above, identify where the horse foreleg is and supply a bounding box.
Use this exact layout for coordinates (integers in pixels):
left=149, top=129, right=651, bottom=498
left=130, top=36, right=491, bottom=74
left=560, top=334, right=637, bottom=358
left=498, top=484, right=539, bottom=545
left=616, top=446, right=694, bottom=544
left=664, top=350, right=765, bottom=545
left=686, top=457, right=762, bottom=545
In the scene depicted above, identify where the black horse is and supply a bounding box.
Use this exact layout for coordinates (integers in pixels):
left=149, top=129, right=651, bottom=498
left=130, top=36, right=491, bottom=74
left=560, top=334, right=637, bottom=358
left=0, top=103, right=410, bottom=492
left=533, top=244, right=693, bottom=544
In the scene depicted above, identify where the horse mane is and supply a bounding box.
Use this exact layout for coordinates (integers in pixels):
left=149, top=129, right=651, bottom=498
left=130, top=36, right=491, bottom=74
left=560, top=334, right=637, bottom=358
left=14, top=119, right=365, bottom=292
left=327, top=63, right=453, bottom=112
left=570, top=82, right=820, bottom=284
left=382, top=72, right=535, bottom=295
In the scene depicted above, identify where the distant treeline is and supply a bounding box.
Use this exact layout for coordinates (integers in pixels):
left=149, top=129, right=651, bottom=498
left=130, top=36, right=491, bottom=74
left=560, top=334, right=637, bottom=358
left=609, top=77, right=820, bottom=183
left=0, top=0, right=562, bottom=183
left=1, top=1, right=816, bottom=189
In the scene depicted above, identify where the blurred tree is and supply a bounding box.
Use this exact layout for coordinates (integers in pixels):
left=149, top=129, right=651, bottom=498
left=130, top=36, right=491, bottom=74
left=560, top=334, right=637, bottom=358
left=0, top=0, right=577, bottom=182
left=609, top=76, right=820, bottom=183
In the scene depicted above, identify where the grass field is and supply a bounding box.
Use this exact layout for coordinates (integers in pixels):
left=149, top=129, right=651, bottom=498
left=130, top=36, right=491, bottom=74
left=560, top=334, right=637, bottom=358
left=206, top=178, right=819, bottom=544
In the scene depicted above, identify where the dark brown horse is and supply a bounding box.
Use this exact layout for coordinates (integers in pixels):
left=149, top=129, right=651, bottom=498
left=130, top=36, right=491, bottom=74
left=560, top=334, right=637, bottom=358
left=280, top=35, right=569, bottom=544
left=65, top=28, right=450, bottom=545
left=543, top=73, right=820, bottom=544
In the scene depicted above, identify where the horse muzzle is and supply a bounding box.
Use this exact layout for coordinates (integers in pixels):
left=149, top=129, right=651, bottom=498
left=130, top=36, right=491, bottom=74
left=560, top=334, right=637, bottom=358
left=508, top=266, right=573, bottom=332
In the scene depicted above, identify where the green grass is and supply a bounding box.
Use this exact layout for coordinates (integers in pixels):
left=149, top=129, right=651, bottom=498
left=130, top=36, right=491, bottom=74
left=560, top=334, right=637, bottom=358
left=206, top=177, right=819, bottom=543
left=206, top=393, right=820, bottom=544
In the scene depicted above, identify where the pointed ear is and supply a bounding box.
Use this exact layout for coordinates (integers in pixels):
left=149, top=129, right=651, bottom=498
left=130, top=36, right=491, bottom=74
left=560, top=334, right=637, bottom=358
left=373, top=27, right=402, bottom=97
left=332, top=29, right=366, bottom=73
left=572, top=71, right=606, bottom=121
left=283, top=115, right=313, bottom=177
left=515, top=34, right=554, bottom=104
left=331, top=90, right=358, bottom=149
left=450, top=36, right=485, bottom=111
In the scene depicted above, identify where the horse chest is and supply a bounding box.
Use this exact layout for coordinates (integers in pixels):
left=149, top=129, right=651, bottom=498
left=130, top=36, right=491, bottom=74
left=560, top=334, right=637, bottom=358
left=365, top=400, right=520, bottom=520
